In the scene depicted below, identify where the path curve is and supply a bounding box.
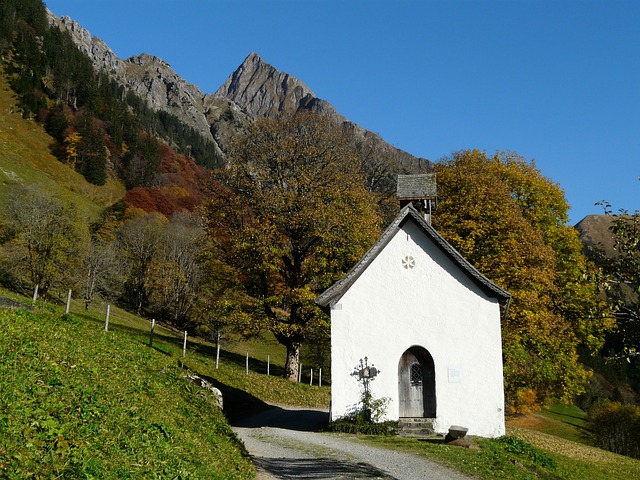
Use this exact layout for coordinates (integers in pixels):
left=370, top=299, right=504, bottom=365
left=231, top=405, right=475, bottom=480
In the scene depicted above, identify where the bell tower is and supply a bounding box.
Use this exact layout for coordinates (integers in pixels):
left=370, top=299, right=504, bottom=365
left=397, top=174, right=437, bottom=224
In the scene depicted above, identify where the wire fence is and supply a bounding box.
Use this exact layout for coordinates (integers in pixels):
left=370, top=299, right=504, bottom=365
left=25, top=285, right=329, bottom=387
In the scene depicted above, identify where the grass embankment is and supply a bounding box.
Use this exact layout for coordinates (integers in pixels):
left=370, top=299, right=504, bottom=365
left=0, top=290, right=329, bottom=478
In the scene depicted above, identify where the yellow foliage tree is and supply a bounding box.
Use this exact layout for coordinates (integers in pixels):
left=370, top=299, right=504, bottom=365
left=433, top=150, right=611, bottom=411
left=63, top=129, right=81, bottom=166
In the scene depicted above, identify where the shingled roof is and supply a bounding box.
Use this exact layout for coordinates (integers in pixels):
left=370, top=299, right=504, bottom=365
left=397, top=173, right=437, bottom=200
left=316, top=204, right=511, bottom=310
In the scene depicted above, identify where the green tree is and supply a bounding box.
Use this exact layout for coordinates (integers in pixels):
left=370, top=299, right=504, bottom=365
left=202, top=112, right=382, bottom=381
left=433, top=150, right=610, bottom=410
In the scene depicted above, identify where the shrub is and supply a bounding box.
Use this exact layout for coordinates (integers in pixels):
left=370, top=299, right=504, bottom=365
left=587, top=401, right=640, bottom=459
left=326, top=418, right=397, bottom=435
left=496, top=435, right=556, bottom=469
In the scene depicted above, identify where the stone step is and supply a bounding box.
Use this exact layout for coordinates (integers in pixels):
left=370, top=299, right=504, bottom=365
left=397, top=417, right=436, bottom=438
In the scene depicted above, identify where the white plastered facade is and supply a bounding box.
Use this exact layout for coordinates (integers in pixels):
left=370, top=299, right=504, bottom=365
left=321, top=208, right=507, bottom=438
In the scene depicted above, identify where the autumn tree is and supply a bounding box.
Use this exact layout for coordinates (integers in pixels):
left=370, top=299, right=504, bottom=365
left=3, top=185, right=88, bottom=300
left=147, top=213, right=204, bottom=327
left=433, top=150, right=610, bottom=410
left=117, top=211, right=167, bottom=314
left=202, top=112, right=382, bottom=381
left=83, top=238, right=126, bottom=310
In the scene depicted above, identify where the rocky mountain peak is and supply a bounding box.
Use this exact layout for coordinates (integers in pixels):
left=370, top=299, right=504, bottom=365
left=126, top=53, right=171, bottom=69
left=214, top=52, right=340, bottom=120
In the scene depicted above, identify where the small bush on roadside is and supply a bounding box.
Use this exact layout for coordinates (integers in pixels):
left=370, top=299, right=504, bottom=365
left=587, top=401, right=640, bottom=459
left=326, top=389, right=396, bottom=435
left=326, top=418, right=398, bottom=435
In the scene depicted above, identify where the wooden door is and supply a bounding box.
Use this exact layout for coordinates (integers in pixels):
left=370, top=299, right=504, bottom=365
left=398, top=347, right=436, bottom=417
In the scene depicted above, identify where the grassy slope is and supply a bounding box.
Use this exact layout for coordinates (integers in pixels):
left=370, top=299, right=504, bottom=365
left=0, top=288, right=330, bottom=477
left=0, top=307, right=254, bottom=479
left=0, top=76, right=125, bottom=221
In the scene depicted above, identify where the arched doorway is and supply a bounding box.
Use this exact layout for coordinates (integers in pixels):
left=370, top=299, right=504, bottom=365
left=398, top=346, right=436, bottom=417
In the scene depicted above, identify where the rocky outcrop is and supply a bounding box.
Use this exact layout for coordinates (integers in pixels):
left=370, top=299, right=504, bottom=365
left=574, top=214, right=615, bottom=257
left=183, top=374, right=223, bottom=409
left=124, top=53, right=212, bottom=140
left=214, top=52, right=341, bottom=121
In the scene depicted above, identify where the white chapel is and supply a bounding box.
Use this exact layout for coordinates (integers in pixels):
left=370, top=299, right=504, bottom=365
left=316, top=174, right=510, bottom=438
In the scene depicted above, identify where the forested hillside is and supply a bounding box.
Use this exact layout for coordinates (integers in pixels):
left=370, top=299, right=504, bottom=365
left=1, top=0, right=219, bottom=199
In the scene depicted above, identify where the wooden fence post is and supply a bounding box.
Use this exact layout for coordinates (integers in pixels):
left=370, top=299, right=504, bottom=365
left=215, top=330, right=220, bottom=369
left=65, top=289, right=72, bottom=314
left=183, top=331, right=187, bottom=357
left=149, top=319, right=155, bottom=347
left=104, top=304, right=110, bottom=331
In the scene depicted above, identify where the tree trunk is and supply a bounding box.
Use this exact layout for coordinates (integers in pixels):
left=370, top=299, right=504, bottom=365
left=284, top=344, right=300, bottom=382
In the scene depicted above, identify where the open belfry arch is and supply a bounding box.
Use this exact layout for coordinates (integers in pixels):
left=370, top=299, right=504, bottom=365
left=317, top=174, right=510, bottom=438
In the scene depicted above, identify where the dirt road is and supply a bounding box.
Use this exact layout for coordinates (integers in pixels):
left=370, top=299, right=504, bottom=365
left=230, top=405, right=474, bottom=479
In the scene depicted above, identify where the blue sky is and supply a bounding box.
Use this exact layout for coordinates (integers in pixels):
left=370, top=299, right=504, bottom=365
left=45, top=0, right=639, bottom=224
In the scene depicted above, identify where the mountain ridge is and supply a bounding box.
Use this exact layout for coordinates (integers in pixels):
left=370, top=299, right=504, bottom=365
left=48, top=10, right=429, bottom=173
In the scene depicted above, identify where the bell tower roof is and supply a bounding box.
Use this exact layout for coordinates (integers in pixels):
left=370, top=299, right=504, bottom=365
left=397, top=174, right=437, bottom=201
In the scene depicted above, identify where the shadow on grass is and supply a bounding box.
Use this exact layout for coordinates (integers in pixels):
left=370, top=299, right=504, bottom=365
left=543, top=408, right=591, bottom=434
left=544, top=407, right=586, bottom=421
left=189, top=341, right=288, bottom=378
left=183, top=367, right=329, bottom=432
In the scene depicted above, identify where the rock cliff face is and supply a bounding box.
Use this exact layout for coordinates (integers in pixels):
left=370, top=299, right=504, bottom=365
left=48, top=10, right=429, bottom=172
left=214, top=52, right=341, bottom=120
left=54, top=15, right=126, bottom=78
left=124, top=53, right=211, bottom=141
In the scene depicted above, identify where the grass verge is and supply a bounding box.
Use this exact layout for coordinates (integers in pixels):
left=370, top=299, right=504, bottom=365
left=354, top=429, right=640, bottom=480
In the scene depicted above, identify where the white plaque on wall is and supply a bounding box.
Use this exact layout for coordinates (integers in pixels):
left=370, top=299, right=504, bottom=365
left=448, top=366, right=462, bottom=383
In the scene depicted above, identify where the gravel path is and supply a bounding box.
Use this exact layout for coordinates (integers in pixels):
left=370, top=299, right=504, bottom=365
left=231, top=405, right=475, bottom=480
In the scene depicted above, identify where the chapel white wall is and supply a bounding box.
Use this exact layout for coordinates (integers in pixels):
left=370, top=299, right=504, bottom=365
left=330, top=220, right=506, bottom=437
